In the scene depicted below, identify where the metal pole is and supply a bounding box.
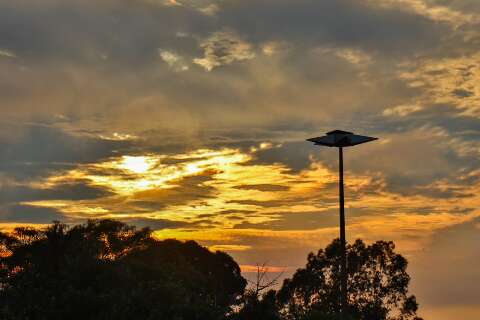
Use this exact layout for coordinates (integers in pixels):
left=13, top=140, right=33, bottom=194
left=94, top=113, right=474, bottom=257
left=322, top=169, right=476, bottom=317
left=339, top=147, right=347, bottom=319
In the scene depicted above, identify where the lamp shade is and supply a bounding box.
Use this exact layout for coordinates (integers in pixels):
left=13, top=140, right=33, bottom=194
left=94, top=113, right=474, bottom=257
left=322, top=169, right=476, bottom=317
left=307, top=130, right=377, bottom=147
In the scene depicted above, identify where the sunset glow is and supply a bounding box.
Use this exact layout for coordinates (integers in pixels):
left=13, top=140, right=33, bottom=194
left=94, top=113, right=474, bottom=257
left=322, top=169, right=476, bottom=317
left=119, top=156, right=155, bottom=174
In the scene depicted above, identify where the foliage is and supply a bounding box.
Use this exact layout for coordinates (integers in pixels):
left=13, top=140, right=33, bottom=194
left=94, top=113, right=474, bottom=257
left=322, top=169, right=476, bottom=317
left=231, top=289, right=282, bottom=320
left=0, top=220, right=246, bottom=320
left=277, top=239, right=422, bottom=320
left=0, top=220, right=422, bottom=320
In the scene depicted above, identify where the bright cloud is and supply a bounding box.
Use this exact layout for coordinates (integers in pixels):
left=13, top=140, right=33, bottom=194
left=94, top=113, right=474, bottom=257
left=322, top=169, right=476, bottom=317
left=0, top=49, right=16, bottom=58
left=194, top=30, right=256, bottom=71
left=159, top=49, right=189, bottom=71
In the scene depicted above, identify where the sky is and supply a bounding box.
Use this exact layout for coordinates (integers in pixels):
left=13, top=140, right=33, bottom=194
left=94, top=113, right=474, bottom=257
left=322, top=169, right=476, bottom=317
left=0, top=0, right=479, bottom=318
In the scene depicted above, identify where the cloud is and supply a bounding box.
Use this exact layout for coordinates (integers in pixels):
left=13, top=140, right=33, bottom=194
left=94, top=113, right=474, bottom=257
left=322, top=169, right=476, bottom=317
left=130, top=173, right=217, bottom=208
left=261, top=41, right=291, bottom=57
left=233, top=210, right=343, bottom=231
left=0, top=49, right=16, bottom=58
left=240, top=264, right=287, bottom=273
left=394, top=52, right=480, bottom=117
left=197, top=3, right=219, bottom=16
left=0, top=0, right=469, bottom=142
left=410, top=217, right=480, bottom=316
left=383, top=104, right=423, bottom=117
left=0, top=204, right=66, bottom=223
left=150, top=0, right=220, bottom=15
left=194, top=30, right=255, bottom=71
left=159, top=49, right=189, bottom=71
left=227, top=199, right=288, bottom=208
left=210, top=244, right=251, bottom=252
left=0, top=182, right=113, bottom=205
left=368, top=0, right=480, bottom=26
left=120, top=217, right=191, bottom=230
left=252, top=141, right=315, bottom=173
left=0, top=124, right=133, bottom=180
left=218, top=0, right=449, bottom=56
left=233, top=184, right=289, bottom=192
left=0, top=1, right=479, bottom=317
left=319, top=47, right=373, bottom=66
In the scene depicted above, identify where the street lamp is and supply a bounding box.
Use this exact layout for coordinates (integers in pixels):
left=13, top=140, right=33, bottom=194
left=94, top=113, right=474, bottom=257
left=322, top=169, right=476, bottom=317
left=307, top=130, right=377, bottom=319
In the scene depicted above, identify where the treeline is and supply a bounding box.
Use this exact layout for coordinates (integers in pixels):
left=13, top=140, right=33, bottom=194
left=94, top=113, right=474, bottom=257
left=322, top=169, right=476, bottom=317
left=0, top=220, right=422, bottom=320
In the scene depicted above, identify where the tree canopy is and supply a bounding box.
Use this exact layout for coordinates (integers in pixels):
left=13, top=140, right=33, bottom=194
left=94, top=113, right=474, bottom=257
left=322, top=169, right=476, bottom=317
left=0, top=220, right=246, bottom=320
left=0, top=220, right=422, bottom=320
left=277, top=239, right=422, bottom=320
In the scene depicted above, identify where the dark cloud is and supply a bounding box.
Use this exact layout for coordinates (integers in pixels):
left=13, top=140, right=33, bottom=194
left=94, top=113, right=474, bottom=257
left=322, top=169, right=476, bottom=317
left=381, top=104, right=480, bottom=136
left=334, top=124, right=478, bottom=197
left=0, top=0, right=459, bottom=68
left=252, top=141, right=317, bottom=172
left=0, top=1, right=211, bottom=64
left=234, top=184, right=289, bottom=192
left=226, top=199, right=288, bottom=208
left=218, top=0, right=449, bottom=55
left=233, top=207, right=378, bottom=231
left=0, top=124, right=132, bottom=180
left=0, top=204, right=66, bottom=223
left=452, top=88, right=474, bottom=98
left=0, top=182, right=113, bottom=205
left=233, top=210, right=338, bottom=230
left=0, top=0, right=458, bottom=135
left=120, top=217, right=191, bottom=230
left=412, top=185, right=474, bottom=199
left=0, top=162, right=77, bottom=182
left=128, top=171, right=217, bottom=210
left=219, top=209, right=257, bottom=215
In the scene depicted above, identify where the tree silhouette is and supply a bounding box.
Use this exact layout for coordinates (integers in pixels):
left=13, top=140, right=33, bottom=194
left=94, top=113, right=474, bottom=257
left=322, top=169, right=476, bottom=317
left=231, top=264, right=283, bottom=320
left=0, top=220, right=246, bottom=320
left=277, top=239, right=422, bottom=320
left=1, top=221, right=423, bottom=320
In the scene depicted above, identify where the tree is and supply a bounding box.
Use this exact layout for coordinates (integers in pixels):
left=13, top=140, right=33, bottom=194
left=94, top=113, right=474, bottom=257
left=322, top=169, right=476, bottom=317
left=0, top=221, right=424, bottom=320
left=232, top=264, right=283, bottom=320
left=277, top=239, right=422, bottom=320
left=0, top=220, right=246, bottom=320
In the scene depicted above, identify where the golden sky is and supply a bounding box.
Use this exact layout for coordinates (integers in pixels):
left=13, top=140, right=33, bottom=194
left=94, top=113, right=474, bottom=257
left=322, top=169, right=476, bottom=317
left=1, top=1, right=480, bottom=318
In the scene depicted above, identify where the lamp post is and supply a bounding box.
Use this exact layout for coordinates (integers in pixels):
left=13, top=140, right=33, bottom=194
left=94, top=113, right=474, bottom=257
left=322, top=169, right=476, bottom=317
left=307, top=130, right=377, bottom=319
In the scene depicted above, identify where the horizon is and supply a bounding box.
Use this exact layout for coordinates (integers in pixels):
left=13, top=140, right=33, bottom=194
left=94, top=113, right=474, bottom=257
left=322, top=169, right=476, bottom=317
left=1, top=1, right=479, bottom=319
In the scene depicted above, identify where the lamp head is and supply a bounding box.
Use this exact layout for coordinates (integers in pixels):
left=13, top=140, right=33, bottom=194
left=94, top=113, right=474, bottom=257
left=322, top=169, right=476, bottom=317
left=307, top=130, right=377, bottom=147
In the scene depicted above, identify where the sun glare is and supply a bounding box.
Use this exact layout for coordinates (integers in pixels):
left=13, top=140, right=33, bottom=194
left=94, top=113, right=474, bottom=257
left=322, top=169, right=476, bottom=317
left=120, top=156, right=154, bottom=174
